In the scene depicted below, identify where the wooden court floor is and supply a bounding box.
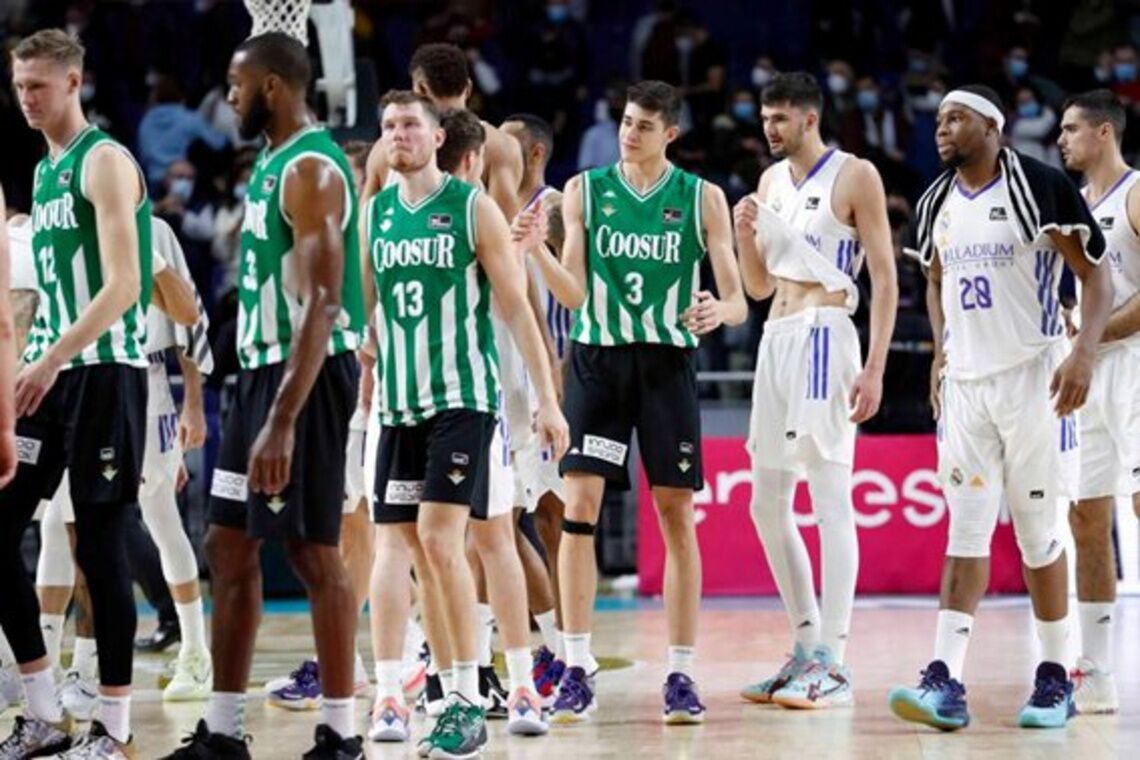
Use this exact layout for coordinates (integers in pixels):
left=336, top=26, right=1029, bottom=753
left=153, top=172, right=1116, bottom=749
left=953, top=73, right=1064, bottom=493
left=3, top=597, right=1136, bottom=758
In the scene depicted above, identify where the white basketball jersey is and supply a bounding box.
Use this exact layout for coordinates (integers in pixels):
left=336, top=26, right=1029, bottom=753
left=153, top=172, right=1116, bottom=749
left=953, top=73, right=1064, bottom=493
left=6, top=218, right=37, bottom=291
left=936, top=176, right=1066, bottom=380
left=1083, top=169, right=1140, bottom=351
left=765, top=148, right=864, bottom=287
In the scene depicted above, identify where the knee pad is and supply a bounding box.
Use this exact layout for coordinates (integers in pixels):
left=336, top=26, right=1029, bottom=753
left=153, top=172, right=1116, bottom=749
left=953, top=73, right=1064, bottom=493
left=562, top=518, right=596, bottom=536
left=945, top=495, right=997, bottom=559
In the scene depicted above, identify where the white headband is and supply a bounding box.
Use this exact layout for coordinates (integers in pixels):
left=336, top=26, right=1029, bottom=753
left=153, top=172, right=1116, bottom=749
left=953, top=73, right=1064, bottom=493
left=940, top=89, right=1006, bottom=132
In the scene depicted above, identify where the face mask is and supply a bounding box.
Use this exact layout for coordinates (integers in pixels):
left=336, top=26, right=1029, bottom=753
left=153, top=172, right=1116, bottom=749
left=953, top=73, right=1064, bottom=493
left=170, top=178, right=193, bottom=202
left=1018, top=100, right=1041, bottom=119
left=1006, top=57, right=1029, bottom=79
left=908, top=56, right=929, bottom=74
left=546, top=5, right=569, bottom=23
left=1094, top=66, right=1112, bottom=83
left=856, top=90, right=879, bottom=112
left=732, top=101, right=756, bottom=121
left=80, top=83, right=95, bottom=103
left=233, top=181, right=249, bottom=201
left=751, top=66, right=773, bottom=89
left=827, top=73, right=849, bottom=95
left=1115, top=62, right=1138, bottom=82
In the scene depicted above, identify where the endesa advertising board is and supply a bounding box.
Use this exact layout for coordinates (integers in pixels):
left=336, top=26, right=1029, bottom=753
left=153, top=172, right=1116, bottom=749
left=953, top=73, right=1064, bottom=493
left=637, top=435, right=1027, bottom=595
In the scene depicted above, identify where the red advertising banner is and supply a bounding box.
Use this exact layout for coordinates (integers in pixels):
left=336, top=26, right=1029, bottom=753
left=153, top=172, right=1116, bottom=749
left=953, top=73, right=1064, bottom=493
left=637, top=435, right=1027, bottom=596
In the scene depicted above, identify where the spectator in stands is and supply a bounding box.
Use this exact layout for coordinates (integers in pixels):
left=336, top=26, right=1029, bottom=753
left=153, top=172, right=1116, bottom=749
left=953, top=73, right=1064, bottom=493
left=676, top=11, right=726, bottom=137
left=704, top=88, right=765, bottom=198
left=209, top=153, right=254, bottom=301
left=1009, top=85, right=1060, bottom=166
left=824, top=59, right=862, bottom=148
left=153, top=159, right=216, bottom=302
left=751, top=55, right=778, bottom=92
left=520, top=0, right=590, bottom=162
left=630, top=0, right=677, bottom=81
left=1110, top=44, right=1140, bottom=105
left=577, top=78, right=624, bottom=171
left=1002, top=45, right=1065, bottom=108
left=137, top=72, right=228, bottom=191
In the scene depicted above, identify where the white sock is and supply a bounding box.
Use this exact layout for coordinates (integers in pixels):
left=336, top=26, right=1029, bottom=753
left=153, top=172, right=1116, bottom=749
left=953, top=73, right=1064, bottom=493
left=505, top=647, right=534, bottom=694
left=175, top=600, right=207, bottom=656
left=933, top=610, right=974, bottom=681
left=564, top=632, right=591, bottom=670
left=668, top=645, right=695, bottom=677
left=809, top=460, right=858, bottom=664
left=477, top=604, right=495, bottom=667
left=1078, top=601, right=1114, bottom=672
left=97, top=694, right=130, bottom=743
left=534, top=610, right=559, bottom=653
left=554, top=628, right=566, bottom=661
left=353, top=649, right=368, bottom=686
left=375, top=659, right=402, bottom=701
left=1036, top=617, right=1070, bottom=668
left=22, top=666, right=63, bottom=723
left=453, top=661, right=479, bottom=704
left=321, top=697, right=355, bottom=739
left=751, top=468, right=822, bottom=653
left=39, top=614, right=65, bottom=670
left=205, top=692, right=246, bottom=739
left=439, top=667, right=455, bottom=697
left=72, top=637, right=98, bottom=680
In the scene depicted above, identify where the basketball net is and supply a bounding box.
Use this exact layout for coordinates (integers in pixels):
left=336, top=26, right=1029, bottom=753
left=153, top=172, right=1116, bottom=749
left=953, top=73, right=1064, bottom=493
left=243, top=0, right=312, bottom=45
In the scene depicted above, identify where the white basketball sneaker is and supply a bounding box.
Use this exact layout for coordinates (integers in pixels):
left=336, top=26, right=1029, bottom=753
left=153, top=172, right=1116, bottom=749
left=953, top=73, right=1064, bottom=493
left=60, top=670, right=99, bottom=721
left=1071, top=657, right=1118, bottom=715
left=0, top=665, right=23, bottom=711
left=163, top=649, right=212, bottom=702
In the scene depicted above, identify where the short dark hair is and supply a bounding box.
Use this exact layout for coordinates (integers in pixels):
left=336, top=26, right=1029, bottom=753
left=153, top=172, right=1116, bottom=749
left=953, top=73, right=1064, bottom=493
left=1063, top=88, right=1126, bottom=145
left=625, top=80, right=682, bottom=126
left=409, top=43, right=470, bottom=99
left=438, top=109, right=486, bottom=174
left=236, top=32, right=311, bottom=91
left=379, top=89, right=441, bottom=124
left=761, top=72, right=823, bottom=112
left=503, top=112, right=554, bottom=163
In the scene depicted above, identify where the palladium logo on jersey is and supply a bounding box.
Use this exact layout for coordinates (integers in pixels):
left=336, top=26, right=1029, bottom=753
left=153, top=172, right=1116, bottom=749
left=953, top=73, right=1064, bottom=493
left=373, top=234, right=457, bottom=269
left=594, top=224, right=682, bottom=263
left=32, top=193, right=79, bottom=234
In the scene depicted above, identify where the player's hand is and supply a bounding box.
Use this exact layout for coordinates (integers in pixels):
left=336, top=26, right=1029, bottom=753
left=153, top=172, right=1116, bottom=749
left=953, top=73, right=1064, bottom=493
left=511, top=206, right=547, bottom=252
left=14, top=354, right=63, bottom=417
left=0, top=428, right=17, bottom=489
left=1050, top=348, right=1094, bottom=416
left=248, top=415, right=295, bottom=496
left=733, top=195, right=760, bottom=242
left=929, top=352, right=945, bottom=421
left=680, top=291, right=725, bottom=336
left=179, top=403, right=207, bottom=451
left=534, top=400, right=569, bottom=460
left=1062, top=307, right=1079, bottom=338
left=176, top=463, right=189, bottom=493
left=848, top=368, right=883, bottom=423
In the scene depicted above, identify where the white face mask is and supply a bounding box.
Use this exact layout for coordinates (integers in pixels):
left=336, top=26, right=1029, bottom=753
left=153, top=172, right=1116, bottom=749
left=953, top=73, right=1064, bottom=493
left=827, top=73, right=850, bottom=95
left=80, top=83, right=95, bottom=103
left=752, top=66, right=773, bottom=89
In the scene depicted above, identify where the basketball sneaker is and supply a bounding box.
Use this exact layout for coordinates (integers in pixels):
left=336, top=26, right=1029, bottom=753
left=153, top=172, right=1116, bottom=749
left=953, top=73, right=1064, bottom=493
left=163, top=649, right=212, bottom=702
left=506, top=686, right=548, bottom=736
left=158, top=719, right=252, bottom=759
left=60, top=670, right=100, bottom=721
left=535, top=651, right=565, bottom=709
left=550, top=666, right=596, bottom=725
left=0, top=714, right=74, bottom=758
left=416, top=672, right=445, bottom=718
left=1071, top=657, right=1118, bottom=715
left=1018, top=662, right=1075, bottom=728
left=426, top=696, right=486, bottom=760
left=772, top=646, right=853, bottom=709
left=268, top=660, right=322, bottom=711
left=0, top=665, right=22, bottom=711
left=478, top=666, right=508, bottom=719
left=888, top=660, right=970, bottom=731
left=368, top=696, right=411, bottom=742
left=301, top=724, right=363, bottom=759
left=531, top=646, right=556, bottom=696
left=741, top=643, right=809, bottom=703
left=662, top=672, right=706, bottom=724
left=54, top=721, right=133, bottom=759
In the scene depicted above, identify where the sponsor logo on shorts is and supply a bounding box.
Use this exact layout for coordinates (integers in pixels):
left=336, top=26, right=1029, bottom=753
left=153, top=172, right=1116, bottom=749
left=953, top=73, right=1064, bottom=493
left=949, top=468, right=964, bottom=487
left=968, top=474, right=985, bottom=489
left=804, top=196, right=820, bottom=210
left=100, top=447, right=115, bottom=462
left=679, top=442, right=694, bottom=455
left=582, top=435, right=628, bottom=466
left=1132, top=466, right=1140, bottom=478
left=989, top=206, right=1007, bottom=221
left=678, top=458, right=692, bottom=473
left=784, top=430, right=797, bottom=441
left=447, top=468, right=467, bottom=486
left=14, top=436, right=42, bottom=465
left=1029, top=489, right=1045, bottom=500
left=102, top=465, right=118, bottom=482
left=385, top=480, right=424, bottom=505
left=210, top=469, right=249, bottom=502
left=266, top=495, right=286, bottom=514
left=451, top=452, right=470, bottom=466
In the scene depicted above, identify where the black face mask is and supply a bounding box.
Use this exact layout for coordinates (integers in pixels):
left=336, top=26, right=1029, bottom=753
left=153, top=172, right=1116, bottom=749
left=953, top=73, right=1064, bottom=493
left=239, top=88, right=271, bottom=140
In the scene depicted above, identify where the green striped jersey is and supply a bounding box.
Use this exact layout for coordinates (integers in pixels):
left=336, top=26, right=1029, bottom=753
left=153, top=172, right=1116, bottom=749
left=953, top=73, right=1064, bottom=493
left=366, top=174, right=499, bottom=426
left=26, top=125, right=152, bottom=368
left=238, top=126, right=365, bottom=369
left=572, top=163, right=706, bottom=348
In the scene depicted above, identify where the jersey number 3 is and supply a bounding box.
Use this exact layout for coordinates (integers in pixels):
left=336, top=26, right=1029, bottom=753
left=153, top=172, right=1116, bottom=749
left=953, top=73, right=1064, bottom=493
left=624, top=272, right=644, bottom=306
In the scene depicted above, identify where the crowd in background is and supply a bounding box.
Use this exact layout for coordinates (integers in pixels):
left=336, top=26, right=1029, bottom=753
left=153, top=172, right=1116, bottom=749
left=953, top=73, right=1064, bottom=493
left=2, top=0, right=1140, bottom=421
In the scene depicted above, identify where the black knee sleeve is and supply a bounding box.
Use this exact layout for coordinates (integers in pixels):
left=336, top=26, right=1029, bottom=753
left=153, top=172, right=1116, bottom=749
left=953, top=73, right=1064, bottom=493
left=562, top=518, right=596, bottom=536
left=0, top=488, right=49, bottom=665
left=74, top=500, right=137, bottom=687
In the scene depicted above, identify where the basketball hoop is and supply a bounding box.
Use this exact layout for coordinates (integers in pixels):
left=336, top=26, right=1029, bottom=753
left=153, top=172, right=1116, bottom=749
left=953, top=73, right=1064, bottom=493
left=243, top=0, right=313, bottom=45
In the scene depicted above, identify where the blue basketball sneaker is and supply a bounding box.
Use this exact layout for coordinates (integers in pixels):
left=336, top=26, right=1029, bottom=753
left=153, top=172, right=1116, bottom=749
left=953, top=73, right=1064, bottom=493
left=888, top=660, right=970, bottom=731
left=741, top=643, right=810, bottom=704
left=662, top=672, right=706, bottom=724
left=1018, top=662, right=1075, bottom=728
left=550, top=666, right=596, bottom=725
left=268, top=660, right=322, bottom=711
left=772, top=645, right=853, bottom=710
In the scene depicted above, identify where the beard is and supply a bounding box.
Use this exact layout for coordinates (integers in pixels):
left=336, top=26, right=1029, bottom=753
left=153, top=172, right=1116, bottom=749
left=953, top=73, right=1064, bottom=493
left=941, top=150, right=967, bottom=170
left=238, top=90, right=271, bottom=141
left=388, top=145, right=432, bottom=174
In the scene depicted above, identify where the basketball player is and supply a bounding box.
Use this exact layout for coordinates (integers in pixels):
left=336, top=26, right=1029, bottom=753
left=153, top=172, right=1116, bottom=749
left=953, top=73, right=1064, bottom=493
left=533, top=80, right=746, bottom=725
left=1057, top=89, right=1140, bottom=714
left=500, top=113, right=574, bottom=694
left=733, top=72, right=898, bottom=708
left=888, top=85, right=1111, bottom=730
left=2, top=29, right=156, bottom=758
left=0, top=187, right=14, bottom=493
left=364, top=91, right=567, bottom=757
left=160, top=33, right=366, bottom=759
